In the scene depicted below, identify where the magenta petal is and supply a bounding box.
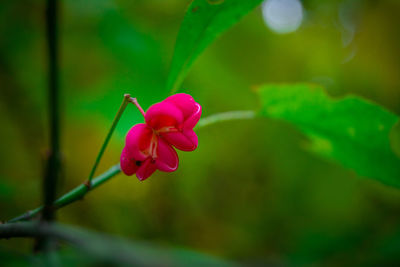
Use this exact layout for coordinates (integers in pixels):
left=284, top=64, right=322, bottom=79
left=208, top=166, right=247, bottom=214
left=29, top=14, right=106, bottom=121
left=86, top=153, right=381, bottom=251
left=165, top=93, right=198, bottom=119
left=183, top=103, right=202, bottom=129
left=120, top=148, right=140, bottom=176
left=165, top=94, right=202, bottom=129
left=161, top=129, right=198, bottom=151
left=125, top=124, right=151, bottom=160
left=136, top=158, right=157, bottom=181
left=145, top=101, right=183, bottom=130
left=156, top=138, right=179, bottom=172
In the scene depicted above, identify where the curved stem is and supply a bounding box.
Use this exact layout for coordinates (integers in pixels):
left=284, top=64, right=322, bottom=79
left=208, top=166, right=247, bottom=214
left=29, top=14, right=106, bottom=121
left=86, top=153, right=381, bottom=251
left=0, top=222, right=235, bottom=266
left=87, top=94, right=132, bottom=185
left=195, top=110, right=256, bottom=129
left=7, top=164, right=121, bottom=223
left=129, top=97, right=146, bottom=117
left=5, top=110, right=256, bottom=224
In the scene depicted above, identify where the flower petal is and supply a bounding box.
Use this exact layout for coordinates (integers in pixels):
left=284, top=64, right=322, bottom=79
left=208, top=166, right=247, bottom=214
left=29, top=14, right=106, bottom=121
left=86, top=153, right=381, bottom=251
left=165, top=93, right=198, bottom=119
left=145, top=101, right=183, bottom=131
left=165, top=94, right=202, bottom=129
left=183, top=103, right=202, bottom=129
left=125, top=124, right=152, bottom=160
left=156, top=138, right=179, bottom=172
left=136, top=158, right=157, bottom=181
left=161, top=129, right=198, bottom=151
left=120, top=147, right=140, bottom=176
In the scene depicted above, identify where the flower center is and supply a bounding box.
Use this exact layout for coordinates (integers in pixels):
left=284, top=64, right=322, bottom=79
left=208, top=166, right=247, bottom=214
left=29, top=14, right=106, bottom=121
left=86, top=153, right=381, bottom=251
left=156, top=126, right=180, bottom=133
left=149, top=132, right=158, bottom=159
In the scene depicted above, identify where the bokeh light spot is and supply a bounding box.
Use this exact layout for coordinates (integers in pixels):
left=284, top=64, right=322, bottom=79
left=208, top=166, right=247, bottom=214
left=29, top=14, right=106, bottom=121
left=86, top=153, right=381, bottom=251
left=261, top=0, right=303, bottom=34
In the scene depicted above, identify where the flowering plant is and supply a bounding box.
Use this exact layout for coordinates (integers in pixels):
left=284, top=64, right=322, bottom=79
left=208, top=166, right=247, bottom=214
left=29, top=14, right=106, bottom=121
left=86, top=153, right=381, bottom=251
left=121, top=93, right=202, bottom=180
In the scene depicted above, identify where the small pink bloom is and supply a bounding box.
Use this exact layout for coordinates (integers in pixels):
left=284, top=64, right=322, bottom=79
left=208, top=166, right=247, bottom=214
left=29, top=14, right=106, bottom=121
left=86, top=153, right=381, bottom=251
left=120, top=93, right=202, bottom=181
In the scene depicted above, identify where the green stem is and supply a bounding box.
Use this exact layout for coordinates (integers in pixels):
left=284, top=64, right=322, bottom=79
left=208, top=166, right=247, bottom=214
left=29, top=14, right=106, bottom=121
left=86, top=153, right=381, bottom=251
left=5, top=110, right=256, bottom=224
left=87, top=94, right=132, bottom=185
left=195, top=110, right=256, bottom=129
left=7, top=164, right=121, bottom=223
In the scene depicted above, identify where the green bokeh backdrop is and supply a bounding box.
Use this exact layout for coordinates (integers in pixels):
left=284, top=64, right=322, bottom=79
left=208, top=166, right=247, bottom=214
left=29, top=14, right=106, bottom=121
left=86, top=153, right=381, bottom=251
left=1, top=0, right=400, bottom=265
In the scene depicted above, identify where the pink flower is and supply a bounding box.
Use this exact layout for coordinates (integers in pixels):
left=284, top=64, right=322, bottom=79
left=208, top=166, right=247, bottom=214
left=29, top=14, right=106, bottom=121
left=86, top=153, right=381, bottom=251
left=120, top=93, right=202, bottom=181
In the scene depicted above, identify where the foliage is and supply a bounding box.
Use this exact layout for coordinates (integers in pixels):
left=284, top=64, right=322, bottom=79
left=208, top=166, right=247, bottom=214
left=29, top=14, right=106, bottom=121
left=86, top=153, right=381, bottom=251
left=167, top=0, right=263, bottom=92
left=390, top=120, right=400, bottom=158
left=258, top=84, right=400, bottom=187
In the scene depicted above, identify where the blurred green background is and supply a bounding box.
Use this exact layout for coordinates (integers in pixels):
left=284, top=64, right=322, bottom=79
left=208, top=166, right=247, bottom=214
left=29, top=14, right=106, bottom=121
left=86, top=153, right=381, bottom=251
left=1, top=0, right=400, bottom=265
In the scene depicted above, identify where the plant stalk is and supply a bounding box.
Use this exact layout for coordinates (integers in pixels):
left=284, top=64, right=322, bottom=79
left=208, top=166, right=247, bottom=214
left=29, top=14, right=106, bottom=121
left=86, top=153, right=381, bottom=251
left=87, top=94, right=133, bottom=185
left=42, top=0, right=60, bottom=224
left=5, top=110, right=255, bottom=224
left=195, top=110, right=256, bottom=129
left=7, top=164, right=121, bottom=223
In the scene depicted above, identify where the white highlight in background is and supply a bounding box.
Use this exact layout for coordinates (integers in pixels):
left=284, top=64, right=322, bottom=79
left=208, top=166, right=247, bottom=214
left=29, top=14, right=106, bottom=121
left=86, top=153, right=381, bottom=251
left=261, top=0, right=304, bottom=34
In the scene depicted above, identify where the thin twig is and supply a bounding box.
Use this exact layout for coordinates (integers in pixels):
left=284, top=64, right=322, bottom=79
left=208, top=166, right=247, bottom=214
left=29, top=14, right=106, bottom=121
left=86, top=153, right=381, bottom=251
left=195, top=110, right=256, bottom=129
left=7, top=164, right=121, bottom=223
left=87, top=94, right=133, bottom=185
left=5, top=110, right=256, bottom=224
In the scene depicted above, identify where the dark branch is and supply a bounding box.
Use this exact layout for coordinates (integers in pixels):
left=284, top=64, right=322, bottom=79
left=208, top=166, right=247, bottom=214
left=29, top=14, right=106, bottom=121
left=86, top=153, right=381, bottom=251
left=43, top=0, right=60, bottom=222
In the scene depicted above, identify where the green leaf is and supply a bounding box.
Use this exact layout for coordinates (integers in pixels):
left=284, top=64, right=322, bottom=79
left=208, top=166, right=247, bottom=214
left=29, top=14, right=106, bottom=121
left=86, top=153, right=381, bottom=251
left=258, top=84, right=400, bottom=188
left=390, top=120, right=400, bottom=159
left=167, top=0, right=263, bottom=92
